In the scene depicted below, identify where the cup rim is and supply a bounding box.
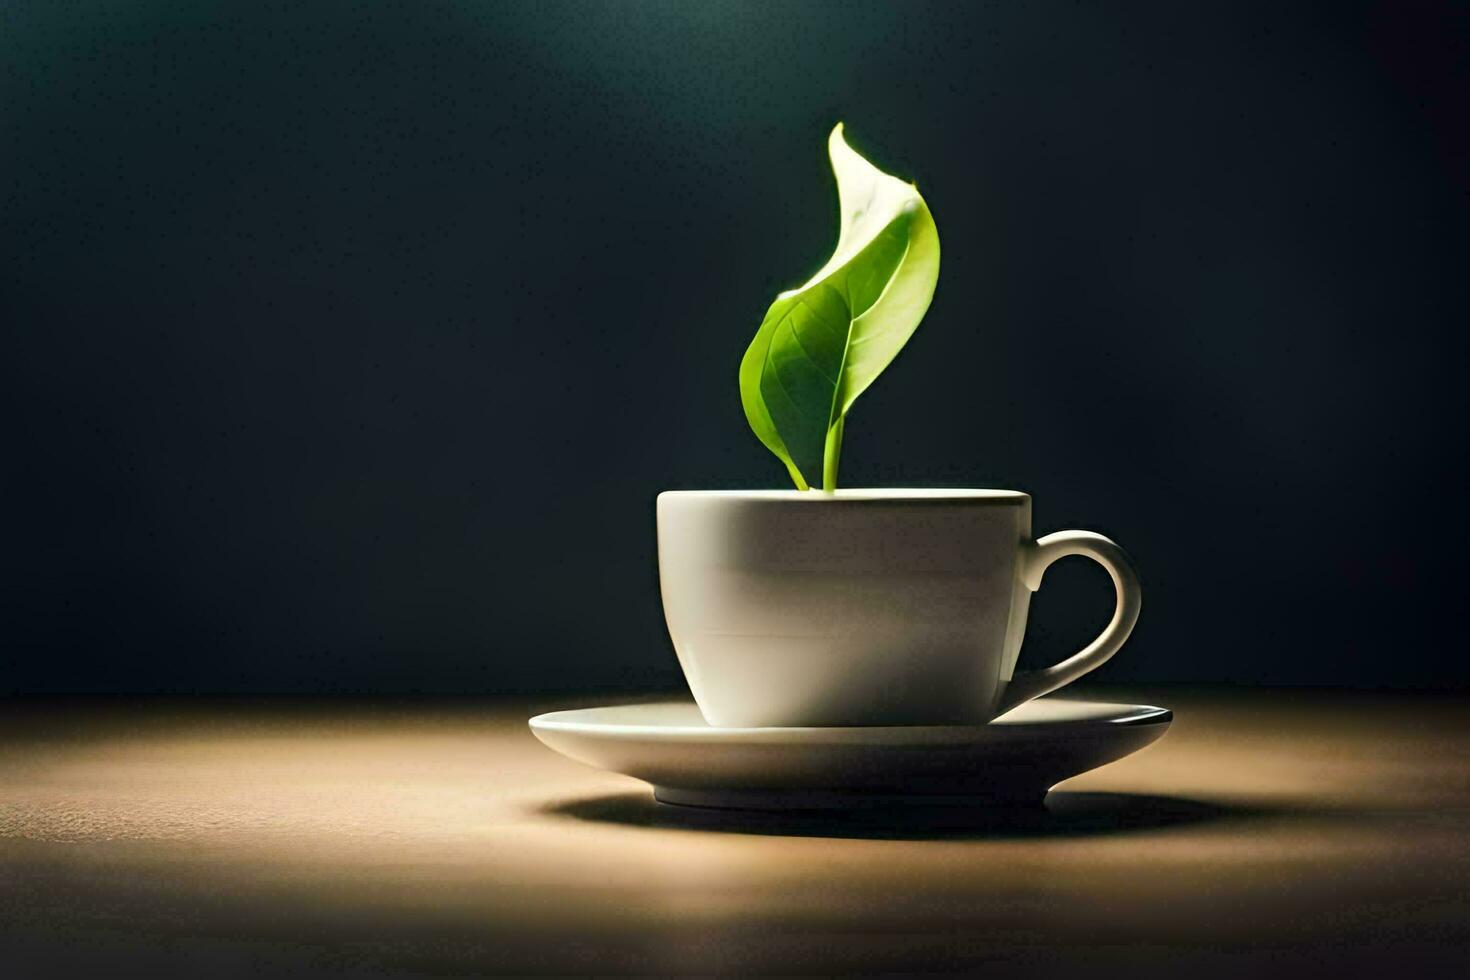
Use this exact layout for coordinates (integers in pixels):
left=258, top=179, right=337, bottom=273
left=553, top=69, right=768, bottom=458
left=658, top=488, right=1029, bottom=504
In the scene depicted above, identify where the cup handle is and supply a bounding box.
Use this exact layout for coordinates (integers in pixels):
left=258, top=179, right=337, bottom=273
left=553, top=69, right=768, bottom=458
left=996, top=530, right=1142, bottom=715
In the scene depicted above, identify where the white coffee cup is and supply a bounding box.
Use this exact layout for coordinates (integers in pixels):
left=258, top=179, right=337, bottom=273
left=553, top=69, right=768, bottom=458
left=656, top=489, right=1141, bottom=727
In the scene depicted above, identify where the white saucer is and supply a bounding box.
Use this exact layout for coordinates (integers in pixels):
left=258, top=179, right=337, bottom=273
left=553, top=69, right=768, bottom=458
left=529, top=699, right=1172, bottom=810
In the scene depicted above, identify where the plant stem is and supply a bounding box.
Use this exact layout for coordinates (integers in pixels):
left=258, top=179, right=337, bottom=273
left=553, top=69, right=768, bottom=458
left=822, top=416, right=844, bottom=491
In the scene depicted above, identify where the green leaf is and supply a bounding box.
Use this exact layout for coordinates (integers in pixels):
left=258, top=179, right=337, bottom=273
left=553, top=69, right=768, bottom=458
left=739, top=123, right=940, bottom=491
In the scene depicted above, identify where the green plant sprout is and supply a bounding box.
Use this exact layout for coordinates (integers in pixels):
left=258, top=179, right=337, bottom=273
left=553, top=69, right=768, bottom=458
left=739, top=123, right=940, bottom=491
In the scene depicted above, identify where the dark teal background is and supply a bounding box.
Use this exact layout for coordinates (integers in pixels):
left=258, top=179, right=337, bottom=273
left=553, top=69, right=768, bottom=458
left=3, top=1, right=1463, bottom=692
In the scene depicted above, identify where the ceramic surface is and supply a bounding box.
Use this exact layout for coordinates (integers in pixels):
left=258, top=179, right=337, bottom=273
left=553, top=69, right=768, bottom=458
left=529, top=698, right=1171, bottom=809
left=657, top=489, right=1143, bottom=727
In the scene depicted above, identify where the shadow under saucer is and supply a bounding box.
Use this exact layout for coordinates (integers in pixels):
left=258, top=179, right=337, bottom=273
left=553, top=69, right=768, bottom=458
left=537, top=789, right=1291, bottom=841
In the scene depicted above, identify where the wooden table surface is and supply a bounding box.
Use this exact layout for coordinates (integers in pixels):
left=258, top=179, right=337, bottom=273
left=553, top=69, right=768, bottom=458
left=2, top=688, right=1468, bottom=977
